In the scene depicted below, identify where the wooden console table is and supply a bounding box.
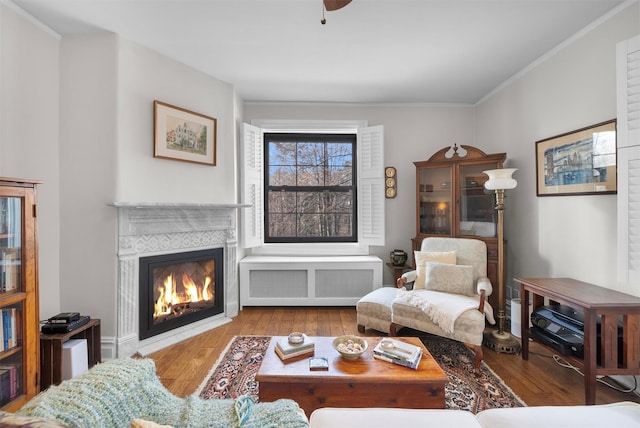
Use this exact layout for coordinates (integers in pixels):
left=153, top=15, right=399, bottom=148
left=515, top=278, right=640, bottom=405
left=40, top=318, right=101, bottom=391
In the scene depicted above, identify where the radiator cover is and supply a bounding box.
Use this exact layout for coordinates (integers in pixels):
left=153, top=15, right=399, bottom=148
left=239, top=255, right=383, bottom=307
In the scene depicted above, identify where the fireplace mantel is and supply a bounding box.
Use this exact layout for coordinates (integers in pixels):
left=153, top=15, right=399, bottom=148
left=111, top=202, right=246, bottom=357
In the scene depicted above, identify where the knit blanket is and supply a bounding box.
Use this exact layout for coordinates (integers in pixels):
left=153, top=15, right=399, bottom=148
left=394, top=288, right=494, bottom=333
left=17, top=357, right=308, bottom=428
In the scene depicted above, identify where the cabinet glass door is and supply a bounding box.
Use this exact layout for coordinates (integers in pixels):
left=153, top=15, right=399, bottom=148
left=458, top=164, right=497, bottom=238
left=0, top=196, right=24, bottom=406
left=0, top=302, right=23, bottom=406
left=418, top=167, right=452, bottom=235
left=0, top=198, right=21, bottom=293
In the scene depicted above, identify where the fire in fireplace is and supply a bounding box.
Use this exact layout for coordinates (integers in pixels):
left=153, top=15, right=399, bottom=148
left=139, top=248, right=224, bottom=340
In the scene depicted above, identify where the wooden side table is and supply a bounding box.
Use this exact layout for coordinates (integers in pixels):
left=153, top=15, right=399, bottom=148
left=385, top=262, right=409, bottom=285
left=40, top=318, right=101, bottom=391
left=515, top=278, right=640, bottom=405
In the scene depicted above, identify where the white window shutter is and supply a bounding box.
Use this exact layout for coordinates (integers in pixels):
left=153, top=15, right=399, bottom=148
left=358, top=125, right=385, bottom=246
left=617, top=35, right=640, bottom=284
left=241, top=123, right=263, bottom=249
left=617, top=35, right=640, bottom=150
left=617, top=147, right=640, bottom=284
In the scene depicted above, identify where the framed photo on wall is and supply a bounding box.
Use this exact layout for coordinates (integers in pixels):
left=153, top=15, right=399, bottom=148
left=535, top=119, right=616, bottom=196
left=153, top=100, right=217, bottom=166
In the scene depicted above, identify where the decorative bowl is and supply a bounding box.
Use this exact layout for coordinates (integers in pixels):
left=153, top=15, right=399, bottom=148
left=389, top=249, right=408, bottom=266
left=332, top=335, right=368, bottom=360
left=288, top=331, right=305, bottom=344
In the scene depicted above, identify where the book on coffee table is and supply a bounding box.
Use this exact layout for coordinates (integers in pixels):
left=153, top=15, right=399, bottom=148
left=309, top=357, right=329, bottom=371
left=373, top=338, right=422, bottom=369
left=274, top=337, right=315, bottom=361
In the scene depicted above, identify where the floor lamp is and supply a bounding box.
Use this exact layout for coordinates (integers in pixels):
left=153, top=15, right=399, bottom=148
left=482, top=168, right=522, bottom=354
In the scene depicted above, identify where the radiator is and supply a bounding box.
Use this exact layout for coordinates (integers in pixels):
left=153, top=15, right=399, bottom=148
left=239, top=255, right=383, bottom=307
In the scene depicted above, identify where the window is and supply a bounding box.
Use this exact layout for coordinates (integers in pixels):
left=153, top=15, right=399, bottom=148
left=242, top=121, right=385, bottom=255
left=265, top=133, right=357, bottom=243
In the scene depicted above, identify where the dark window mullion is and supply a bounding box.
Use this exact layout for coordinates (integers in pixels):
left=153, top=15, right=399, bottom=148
left=264, top=132, right=356, bottom=243
left=269, top=186, right=352, bottom=192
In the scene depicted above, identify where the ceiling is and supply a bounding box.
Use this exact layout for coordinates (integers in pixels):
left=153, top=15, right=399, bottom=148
left=8, top=0, right=628, bottom=105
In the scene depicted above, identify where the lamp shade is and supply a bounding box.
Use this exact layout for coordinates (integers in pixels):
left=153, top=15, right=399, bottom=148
left=483, top=168, right=518, bottom=190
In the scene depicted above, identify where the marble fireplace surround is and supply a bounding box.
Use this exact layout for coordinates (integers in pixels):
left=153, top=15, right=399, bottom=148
left=113, top=202, right=244, bottom=357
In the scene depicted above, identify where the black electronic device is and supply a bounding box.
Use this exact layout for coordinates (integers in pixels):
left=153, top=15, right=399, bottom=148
left=530, top=304, right=623, bottom=363
left=41, top=315, right=90, bottom=334
left=529, top=325, right=579, bottom=355
left=530, top=306, right=584, bottom=356
left=47, top=312, right=80, bottom=324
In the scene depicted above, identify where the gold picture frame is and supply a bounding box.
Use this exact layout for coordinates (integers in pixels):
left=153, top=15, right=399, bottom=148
left=535, top=119, right=616, bottom=196
left=153, top=100, right=217, bottom=166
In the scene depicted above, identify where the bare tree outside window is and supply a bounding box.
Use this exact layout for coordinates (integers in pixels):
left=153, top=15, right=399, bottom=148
left=265, top=133, right=357, bottom=243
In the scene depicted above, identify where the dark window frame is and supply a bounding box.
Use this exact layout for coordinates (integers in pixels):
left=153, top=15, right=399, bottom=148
left=264, top=132, right=357, bottom=243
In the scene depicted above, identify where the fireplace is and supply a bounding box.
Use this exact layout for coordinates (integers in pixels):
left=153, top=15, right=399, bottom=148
left=139, top=248, right=224, bottom=340
left=112, top=202, right=243, bottom=359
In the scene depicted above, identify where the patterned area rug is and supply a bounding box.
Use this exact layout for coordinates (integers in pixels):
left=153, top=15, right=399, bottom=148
left=197, top=336, right=270, bottom=400
left=419, top=334, right=525, bottom=412
left=195, top=335, right=526, bottom=413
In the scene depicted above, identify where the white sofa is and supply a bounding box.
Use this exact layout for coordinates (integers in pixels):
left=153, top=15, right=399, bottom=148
left=308, top=402, right=640, bottom=428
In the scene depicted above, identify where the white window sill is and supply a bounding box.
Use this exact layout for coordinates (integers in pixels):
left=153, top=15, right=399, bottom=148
left=247, top=243, right=370, bottom=257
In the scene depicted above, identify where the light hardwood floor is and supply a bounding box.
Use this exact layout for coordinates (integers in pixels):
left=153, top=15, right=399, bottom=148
left=148, top=307, right=640, bottom=406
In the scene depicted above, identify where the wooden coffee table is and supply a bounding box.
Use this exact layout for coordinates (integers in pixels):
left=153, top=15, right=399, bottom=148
left=256, top=336, right=448, bottom=415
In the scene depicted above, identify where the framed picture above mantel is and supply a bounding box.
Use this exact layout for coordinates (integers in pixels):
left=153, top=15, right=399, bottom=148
left=153, top=100, right=217, bottom=166
left=535, top=119, right=617, bottom=196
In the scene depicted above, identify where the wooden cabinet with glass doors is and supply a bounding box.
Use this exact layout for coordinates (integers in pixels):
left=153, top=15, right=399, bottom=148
left=412, top=145, right=505, bottom=313
left=0, top=177, right=40, bottom=411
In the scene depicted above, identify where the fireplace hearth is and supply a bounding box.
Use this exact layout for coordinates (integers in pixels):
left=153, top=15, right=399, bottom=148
left=139, top=248, right=224, bottom=340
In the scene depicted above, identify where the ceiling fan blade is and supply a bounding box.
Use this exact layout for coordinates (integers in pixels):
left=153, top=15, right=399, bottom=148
left=323, top=0, right=352, bottom=11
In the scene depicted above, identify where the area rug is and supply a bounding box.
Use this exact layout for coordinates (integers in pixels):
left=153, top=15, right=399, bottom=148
left=419, top=334, right=525, bottom=412
left=195, top=335, right=525, bottom=413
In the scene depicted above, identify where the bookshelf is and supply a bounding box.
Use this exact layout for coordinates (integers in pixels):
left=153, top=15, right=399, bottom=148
left=0, top=177, right=41, bottom=411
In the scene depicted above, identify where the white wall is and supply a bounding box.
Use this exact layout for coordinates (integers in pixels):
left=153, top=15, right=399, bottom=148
left=116, top=39, right=237, bottom=203
left=0, top=3, right=61, bottom=317
left=58, top=34, right=119, bottom=338
left=243, top=103, right=475, bottom=285
left=475, top=2, right=640, bottom=297
left=57, top=34, right=238, bottom=348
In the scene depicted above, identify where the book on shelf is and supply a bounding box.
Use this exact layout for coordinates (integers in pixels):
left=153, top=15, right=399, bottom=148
left=372, top=339, right=422, bottom=370
left=2, top=310, right=9, bottom=350
left=0, top=363, right=19, bottom=403
left=1, top=248, right=19, bottom=292
left=9, top=308, right=16, bottom=349
left=274, top=337, right=315, bottom=361
left=0, top=249, right=5, bottom=292
left=1, top=309, right=16, bottom=350
left=0, top=369, right=10, bottom=407
left=0, top=312, right=4, bottom=352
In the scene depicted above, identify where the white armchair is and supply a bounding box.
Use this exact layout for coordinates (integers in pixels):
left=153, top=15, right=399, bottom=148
left=392, top=237, right=496, bottom=368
